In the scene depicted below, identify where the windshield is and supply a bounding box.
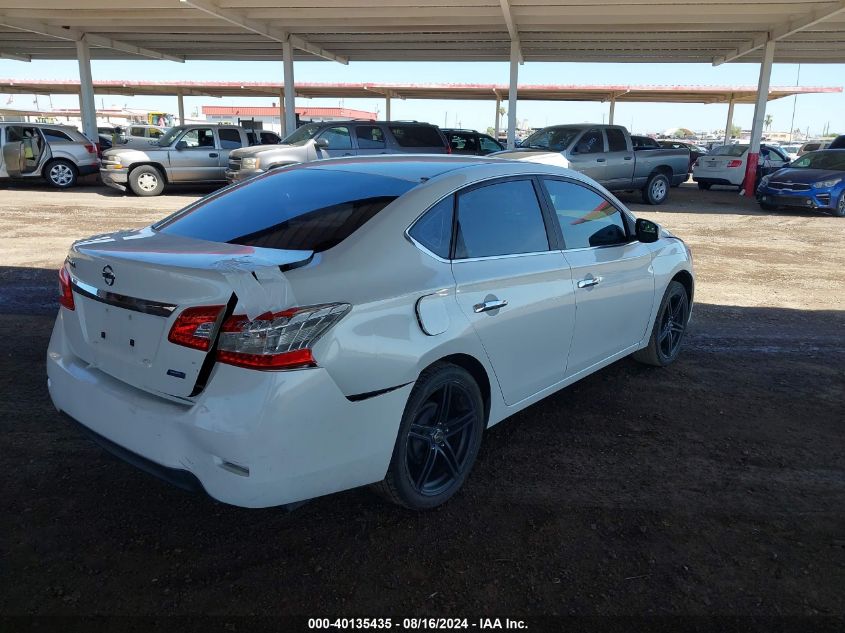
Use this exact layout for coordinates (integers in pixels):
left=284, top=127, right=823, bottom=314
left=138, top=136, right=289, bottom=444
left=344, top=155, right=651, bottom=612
left=711, top=144, right=748, bottom=157
left=521, top=126, right=583, bottom=151
left=789, top=150, right=845, bottom=170
left=281, top=123, right=322, bottom=146
left=157, top=125, right=188, bottom=147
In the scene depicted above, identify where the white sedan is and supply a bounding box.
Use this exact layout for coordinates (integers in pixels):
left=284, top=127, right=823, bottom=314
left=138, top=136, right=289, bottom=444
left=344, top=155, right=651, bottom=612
left=693, top=144, right=790, bottom=189
left=47, top=156, right=694, bottom=510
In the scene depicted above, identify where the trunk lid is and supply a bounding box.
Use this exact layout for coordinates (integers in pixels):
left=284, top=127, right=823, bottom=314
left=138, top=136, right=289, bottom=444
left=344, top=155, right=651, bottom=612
left=64, top=227, right=311, bottom=398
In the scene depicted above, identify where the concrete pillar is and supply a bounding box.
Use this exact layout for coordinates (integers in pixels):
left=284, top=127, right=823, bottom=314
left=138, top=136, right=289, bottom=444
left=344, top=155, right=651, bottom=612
left=608, top=98, right=616, bottom=125
left=385, top=95, right=391, bottom=121
left=279, top=86, right=286, bottom=137
left=177, top=93, right=185, bottom=125
left=494, top=95, right=501, bottom=138
left=723, top=97, right=735, bottom=145
left=75, top=37, right=97, bottom=143
left=507, top=40, right=519, bottom=149
left=743, top=40, right=775, bottom=196
left=282, top=39, right=296, bottom=136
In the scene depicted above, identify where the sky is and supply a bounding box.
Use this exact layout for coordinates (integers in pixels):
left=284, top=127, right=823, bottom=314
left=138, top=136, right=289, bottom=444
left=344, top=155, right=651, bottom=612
left=1, top=57, right=843, bottom=137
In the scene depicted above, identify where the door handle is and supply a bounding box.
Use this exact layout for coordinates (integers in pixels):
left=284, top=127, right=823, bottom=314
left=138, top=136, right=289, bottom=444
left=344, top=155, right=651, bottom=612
left=577, top=276, right=603, bottom=289
left=473, top=299, right=508, bottom=313
left=209, top=152, right=219, bottom=158
left=624, top=156, right=633, bottom=160
left=596, top=158, right=606, bottom=162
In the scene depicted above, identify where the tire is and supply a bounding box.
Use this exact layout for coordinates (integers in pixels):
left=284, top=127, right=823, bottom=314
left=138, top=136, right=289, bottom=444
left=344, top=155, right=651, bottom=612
left=642, top=172, right=670, bottom=205
left=697, top=181, right=711, bottom=191
left=633, top=281, right=690, bottom=367
left=128, top=165, right=165, bottom=196
left=759, top=202, right=778, bottom=212
left=44, top=159, right=78, bottom=189
left=833, top=192, right=845, bottom=218
left=374, top=362, right=485, bottom=510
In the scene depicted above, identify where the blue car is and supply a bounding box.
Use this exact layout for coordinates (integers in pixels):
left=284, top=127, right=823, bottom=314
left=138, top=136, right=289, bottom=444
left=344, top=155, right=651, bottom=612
left=757, top=149, right=845, bottom=217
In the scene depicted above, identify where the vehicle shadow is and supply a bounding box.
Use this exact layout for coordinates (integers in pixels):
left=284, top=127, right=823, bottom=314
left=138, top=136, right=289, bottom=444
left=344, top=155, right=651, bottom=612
left=617, top=183, right=838, bottom=218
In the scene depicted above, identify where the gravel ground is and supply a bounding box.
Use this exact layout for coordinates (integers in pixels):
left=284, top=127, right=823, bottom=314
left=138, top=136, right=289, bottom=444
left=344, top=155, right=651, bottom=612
left=0, top=180, right=843, bottom=625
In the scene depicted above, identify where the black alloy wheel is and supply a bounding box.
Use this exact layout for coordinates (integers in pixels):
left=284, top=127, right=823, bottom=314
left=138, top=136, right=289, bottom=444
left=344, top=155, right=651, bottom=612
left=633, top=281, right=690, bottom=367
left=375, top=363, right=484, bottom=510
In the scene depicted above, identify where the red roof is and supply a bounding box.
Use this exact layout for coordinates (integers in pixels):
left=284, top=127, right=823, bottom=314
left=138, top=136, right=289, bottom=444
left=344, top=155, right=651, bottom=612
left=201, top=105, right=375, bottom=119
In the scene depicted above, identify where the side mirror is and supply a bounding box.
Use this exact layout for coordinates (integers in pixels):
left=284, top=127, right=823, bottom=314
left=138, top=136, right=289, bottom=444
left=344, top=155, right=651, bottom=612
left=314, top=138, right=329, bottom=149
left=175, top=140, right=187, bottom=150
left=635, top=218, right=659, bottom=243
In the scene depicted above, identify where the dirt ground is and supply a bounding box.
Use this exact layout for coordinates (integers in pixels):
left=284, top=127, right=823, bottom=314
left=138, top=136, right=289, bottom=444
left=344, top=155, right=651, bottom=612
left=0, top=179, right=843, bottom=625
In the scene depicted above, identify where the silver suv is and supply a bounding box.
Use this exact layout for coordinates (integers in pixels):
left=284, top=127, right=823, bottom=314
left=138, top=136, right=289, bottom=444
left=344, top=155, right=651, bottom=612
left=0, top=122, right=99, bottom=188
left=226, top=121, right=449, bottom=183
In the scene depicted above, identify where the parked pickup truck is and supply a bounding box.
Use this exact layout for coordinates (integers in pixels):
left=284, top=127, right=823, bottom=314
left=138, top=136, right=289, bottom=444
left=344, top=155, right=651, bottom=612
left=225, top=120, right=449, bottom=183
left=100, top=124, right=264, bottom=196
left=509, top=124, right=690, bottom=204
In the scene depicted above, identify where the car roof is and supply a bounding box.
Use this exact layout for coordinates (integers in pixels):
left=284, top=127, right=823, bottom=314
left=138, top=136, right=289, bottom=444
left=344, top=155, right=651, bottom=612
left=289, top=154, right=593, bottom=185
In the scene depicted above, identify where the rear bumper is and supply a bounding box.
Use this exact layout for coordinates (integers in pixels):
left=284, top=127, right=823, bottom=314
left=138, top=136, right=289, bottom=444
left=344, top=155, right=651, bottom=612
left=78, top=164, right=99, bottom=177
left=46, top=314, right=411, bottom=508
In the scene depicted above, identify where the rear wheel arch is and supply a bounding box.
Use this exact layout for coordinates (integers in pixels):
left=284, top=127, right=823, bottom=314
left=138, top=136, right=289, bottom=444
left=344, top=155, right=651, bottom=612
left=420, top=353, right=491, bottom=426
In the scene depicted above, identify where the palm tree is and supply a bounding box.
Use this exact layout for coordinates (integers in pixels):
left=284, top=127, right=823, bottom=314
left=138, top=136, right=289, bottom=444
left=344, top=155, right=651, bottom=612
left=764, top=114, right=773, bottom=131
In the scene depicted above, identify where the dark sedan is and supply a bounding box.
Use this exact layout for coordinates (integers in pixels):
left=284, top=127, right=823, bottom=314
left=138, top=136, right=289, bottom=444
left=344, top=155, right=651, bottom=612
left=756, top=149, right=845, bottom=217
left=659, top=140, right=708, bottom=172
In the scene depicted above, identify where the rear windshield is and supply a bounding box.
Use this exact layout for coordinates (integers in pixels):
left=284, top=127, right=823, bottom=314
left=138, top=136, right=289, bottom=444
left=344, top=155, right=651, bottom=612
left=790, top=150, right=845, bottom=170
left=155, top=168, right=416, bottom=252
left=711, top=145, right=748, bottom=157
left=389, top=125, right=444, bottom=148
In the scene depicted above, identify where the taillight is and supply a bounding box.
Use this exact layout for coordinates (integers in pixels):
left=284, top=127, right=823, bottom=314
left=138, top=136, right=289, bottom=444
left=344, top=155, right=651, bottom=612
left=727, top=159, right=743, bottom=168
left=58, top=265, right=75, bottom=311
left=168, top=306, right=225, bottom=351
left=217, top=303, right=350, bottom=370
left=84, top=143, right=96, bottom=154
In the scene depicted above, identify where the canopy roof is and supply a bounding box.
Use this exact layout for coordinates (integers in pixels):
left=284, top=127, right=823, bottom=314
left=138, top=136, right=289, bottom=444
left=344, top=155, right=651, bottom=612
left=1, top=79, right=840, bottom=104
left=0, top=0, right=844, bottom=65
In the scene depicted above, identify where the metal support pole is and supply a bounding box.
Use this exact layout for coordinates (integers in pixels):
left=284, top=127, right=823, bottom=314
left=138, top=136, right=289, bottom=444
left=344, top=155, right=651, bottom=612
left=177, top=93, right=185, bottom=125
left=724, top=97, right=735, bottom=145
left=608, top=98, right=616, bottom=125
left=494, top=96, right=501, bottom=138
left=279, top=86, right=286, bottom=137
left=507, top=40, right=518, bottom=149
left=385, top=95, right=391, bottom=121
left=283, top=39, right=296, bottom=136
left=75, top=37, right=97, bottom=143
left=743, top=40, right=775, bottom=196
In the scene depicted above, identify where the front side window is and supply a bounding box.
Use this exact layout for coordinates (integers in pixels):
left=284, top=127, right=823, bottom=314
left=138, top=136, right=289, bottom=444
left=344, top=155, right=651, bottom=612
left=356, top=126, right=386, bottom=149
left=218, top=128, right=243, bottom=149
left=155, top=168, right=415, bottom=252
left=574, top=129, right=604, bottom=154
left=454, top=179, right=549, bottom=259
left=282, top=123, right=321, bottom=146
left=408, top=196, right=453, bottom=259
left=181, top=128, right=215, bottom=148
left=149, top=128, right=164, bottom=138
left=522, top=126, right=582, bottom=151
left=317, top=126, right=352, bottom=150
left=543, top=179, right=628, bottom=249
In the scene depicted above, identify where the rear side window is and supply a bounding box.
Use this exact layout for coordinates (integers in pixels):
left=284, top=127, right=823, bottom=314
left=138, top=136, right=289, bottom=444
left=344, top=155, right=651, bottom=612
left=155, top=168, right=416, bottom=252
left=543, top=179, right=628, bottom=249
left=41, top=128, right=73, bottom=143
left=218, top=128, right=243, bottom=149
left=356, top=126, right=386, bottom=149
left=454, top=179, right=549, bottom=259
left=605, top=128, right=627, bottom=152
left=389, top=125, right=444, bottom=148
left=408, top=196, right=453, bottom=259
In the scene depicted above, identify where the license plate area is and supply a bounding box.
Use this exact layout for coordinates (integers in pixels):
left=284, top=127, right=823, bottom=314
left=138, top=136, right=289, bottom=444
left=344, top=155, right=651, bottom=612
left=81, top=300, right=166, bottom=369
